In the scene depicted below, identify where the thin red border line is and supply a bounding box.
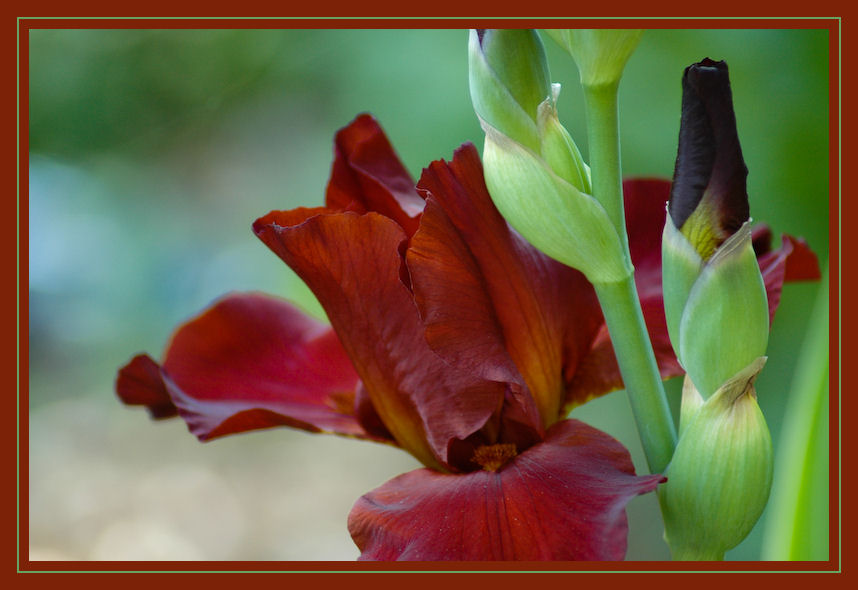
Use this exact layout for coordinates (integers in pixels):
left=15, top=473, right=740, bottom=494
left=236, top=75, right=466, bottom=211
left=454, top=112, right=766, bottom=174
left=830, top=15, right=844, bottom=573
left=17, top=18, right=841, bottom=574
left=821, top=16, right=841, bottom=571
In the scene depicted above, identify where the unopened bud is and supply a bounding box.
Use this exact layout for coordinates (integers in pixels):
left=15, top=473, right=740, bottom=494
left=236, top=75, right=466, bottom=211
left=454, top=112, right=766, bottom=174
left=669, top=58, right=749, bottom=261
left=662, top=59, right=769, bottom=397
left=544, top=29, right=643, bottom=88
left=469, top=28, right=630, bottom=284
left=469, top=29, right=550, bottom=153
left=661, top=358, right=773, bottom=560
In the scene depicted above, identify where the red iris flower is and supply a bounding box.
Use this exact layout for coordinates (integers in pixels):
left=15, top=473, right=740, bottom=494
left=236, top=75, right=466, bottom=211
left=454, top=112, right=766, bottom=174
left=116, top=114, right=819, bottom=561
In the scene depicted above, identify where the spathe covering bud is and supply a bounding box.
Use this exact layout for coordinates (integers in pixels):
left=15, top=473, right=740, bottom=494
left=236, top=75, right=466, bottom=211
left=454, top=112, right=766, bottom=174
left=662, top=58, right=769, bottom=398
left=544, top=29, right=643, bottom=88
left=469, top=28, right=632, bottom=284
left=661, top=358, right=773, bottom=560
left=663, top=219, right=769, bottom=398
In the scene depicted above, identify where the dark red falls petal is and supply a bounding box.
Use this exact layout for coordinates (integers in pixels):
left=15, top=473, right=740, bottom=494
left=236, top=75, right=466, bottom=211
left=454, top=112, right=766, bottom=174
left=116, top=292, right=386, bottom=443
left=348, top=419, right=664, bottom=561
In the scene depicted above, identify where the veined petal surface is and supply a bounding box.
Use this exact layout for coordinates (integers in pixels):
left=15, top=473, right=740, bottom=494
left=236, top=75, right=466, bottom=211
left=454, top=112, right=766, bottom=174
left=348, top=418, right=664, bottom=561
left=254, top=209, right=506, bottom=471
left=409, top=143, right=602, bottom=424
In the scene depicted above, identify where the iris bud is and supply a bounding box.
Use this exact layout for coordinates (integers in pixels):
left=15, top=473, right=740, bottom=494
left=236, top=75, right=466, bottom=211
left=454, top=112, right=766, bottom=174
left=662, top=59, right=769, bottom=398
left=469, top=29, right=551, bottom=153
left=544, top=29, right=644, bottom=88
left=469, top=29, right=631, bottom=284
left=669, top=59, right=749, bottom=261
left=661, top=358, right=774, bottom=560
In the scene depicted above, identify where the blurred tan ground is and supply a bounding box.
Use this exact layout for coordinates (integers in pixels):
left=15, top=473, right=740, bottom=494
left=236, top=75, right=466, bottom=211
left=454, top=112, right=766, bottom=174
left=29, top=396, right=420, bottom=561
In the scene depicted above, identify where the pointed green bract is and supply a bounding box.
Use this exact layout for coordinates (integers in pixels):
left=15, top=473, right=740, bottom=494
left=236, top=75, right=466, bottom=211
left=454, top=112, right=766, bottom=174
left=481, top=123, right=630, bottom=284
left=678, top=222, right=769, bottom=398
left=468, top=29, right=547, bottom=153
left=662, top=215, right=705, bottom=361
left=537, top=92, right=591, bottom=192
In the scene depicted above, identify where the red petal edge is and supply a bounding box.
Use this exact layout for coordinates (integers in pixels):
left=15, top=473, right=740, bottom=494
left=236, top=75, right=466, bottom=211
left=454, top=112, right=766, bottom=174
left=325, top=113, right=424, bottom=236
left=116, top=354, right=178, bottom=419
left=757, top=233, right=822, bottom=324
left=116, top=292, right=388, bottom=443
left=348, top=419, right=664, bottom=561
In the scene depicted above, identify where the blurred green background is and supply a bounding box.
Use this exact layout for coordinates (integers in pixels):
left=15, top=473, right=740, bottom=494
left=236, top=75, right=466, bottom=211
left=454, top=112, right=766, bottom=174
left=28, top=27, right=830, bottom=562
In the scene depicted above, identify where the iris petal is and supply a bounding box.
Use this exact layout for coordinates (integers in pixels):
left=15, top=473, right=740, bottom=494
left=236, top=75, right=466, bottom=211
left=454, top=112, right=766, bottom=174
left=116, top=292, right=377, bottom=441
left=254, top=209, right=507, bottom=471
left=326, top=113, right=424, bottom=236
left=409, top=144, right=602, bottom=425
left=348, top=418, right=665, bottom=561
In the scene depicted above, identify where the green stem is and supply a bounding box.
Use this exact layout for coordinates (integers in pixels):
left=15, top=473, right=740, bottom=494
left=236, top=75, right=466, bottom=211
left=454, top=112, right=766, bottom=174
left=583, top=81, right=677, bottom=474
left=594, top=278, right=677, bottom=474
left=584, top=82, right=629, bottom=249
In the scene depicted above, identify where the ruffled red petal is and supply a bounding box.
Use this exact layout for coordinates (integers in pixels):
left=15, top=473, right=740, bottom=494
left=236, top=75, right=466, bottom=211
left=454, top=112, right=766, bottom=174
left=348, top=418, right=665, bottom=561
left=409, top=144, right=602, bottom=425
left=325, top=113, right=424, bottom=236
left=254, top=209, right=507, bottom=471
left=116, top=293, right=383, bottom=442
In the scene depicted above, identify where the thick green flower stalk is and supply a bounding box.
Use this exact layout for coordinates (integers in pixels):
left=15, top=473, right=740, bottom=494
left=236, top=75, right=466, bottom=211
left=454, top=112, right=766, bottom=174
left=659, top=58, right=773, bottom=560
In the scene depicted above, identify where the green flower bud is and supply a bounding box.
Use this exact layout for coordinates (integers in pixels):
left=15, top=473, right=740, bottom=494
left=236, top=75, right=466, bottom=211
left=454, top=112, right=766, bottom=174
left=544, top=29, right=643, bottom=88
left=469, top=28, right=629, bottom=284
left=662, top=59, right=769, bottom=398
left=468, top=29, right=551, bottom=153
left=661, top=358, right=773, bottom=560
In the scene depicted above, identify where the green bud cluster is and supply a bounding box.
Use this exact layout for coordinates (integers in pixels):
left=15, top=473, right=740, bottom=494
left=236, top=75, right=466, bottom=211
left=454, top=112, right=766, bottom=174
left=660, top=58, right=774, bottom=561
left=469, top=29, right=632, bottom=285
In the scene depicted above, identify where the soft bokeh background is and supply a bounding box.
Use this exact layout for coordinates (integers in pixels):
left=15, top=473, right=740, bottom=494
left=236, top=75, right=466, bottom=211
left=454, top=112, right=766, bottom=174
left=28, top=28, right=830, bottom=562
